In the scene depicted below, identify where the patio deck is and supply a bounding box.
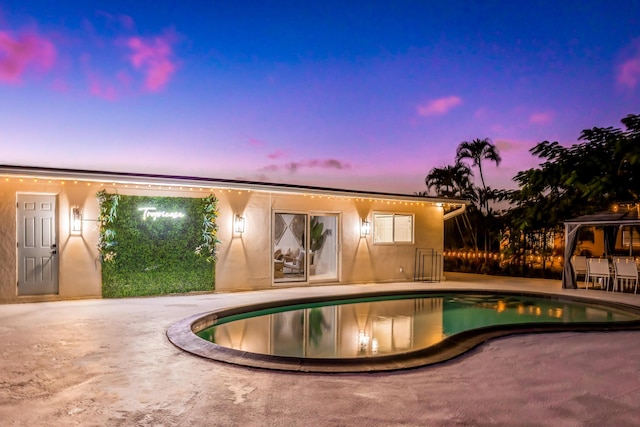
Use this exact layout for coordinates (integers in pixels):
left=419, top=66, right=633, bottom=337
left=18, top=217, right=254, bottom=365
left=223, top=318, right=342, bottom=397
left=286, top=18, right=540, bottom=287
left=2, top=273, right=640, bottom=426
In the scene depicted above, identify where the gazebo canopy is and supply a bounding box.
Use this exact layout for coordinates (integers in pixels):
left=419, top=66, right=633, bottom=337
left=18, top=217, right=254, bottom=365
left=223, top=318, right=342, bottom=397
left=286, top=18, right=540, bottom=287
left=563, top=205, right=640, bottom=288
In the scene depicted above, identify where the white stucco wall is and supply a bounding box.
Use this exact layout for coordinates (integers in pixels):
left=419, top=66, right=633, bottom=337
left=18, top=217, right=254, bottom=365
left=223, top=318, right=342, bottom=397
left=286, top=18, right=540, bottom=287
left=0, top=180, right=104, bottom=303
left=0, top=175, right=446, bottom=302
left=214, top=192, right=444, bottom=291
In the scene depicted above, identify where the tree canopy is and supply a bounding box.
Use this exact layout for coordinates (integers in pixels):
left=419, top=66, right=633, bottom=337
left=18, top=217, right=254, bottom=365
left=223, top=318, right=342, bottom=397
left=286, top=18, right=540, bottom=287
left=511, top=113, right=640, bottom=224
left=424, top=163, right=473, bottom=199
left=455, top=138, right=502, bottom=191
left=422, top=113, right=640, bottom=262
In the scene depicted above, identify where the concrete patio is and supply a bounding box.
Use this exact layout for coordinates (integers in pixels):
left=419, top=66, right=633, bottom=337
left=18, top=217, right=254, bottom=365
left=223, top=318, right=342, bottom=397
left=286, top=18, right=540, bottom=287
left=2, top=273, right=640, bottom=426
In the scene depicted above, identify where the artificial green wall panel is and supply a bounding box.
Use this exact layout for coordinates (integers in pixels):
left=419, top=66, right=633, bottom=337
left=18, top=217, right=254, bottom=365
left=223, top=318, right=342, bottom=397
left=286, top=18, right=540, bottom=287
left=97, top=191, right=218, bottom=298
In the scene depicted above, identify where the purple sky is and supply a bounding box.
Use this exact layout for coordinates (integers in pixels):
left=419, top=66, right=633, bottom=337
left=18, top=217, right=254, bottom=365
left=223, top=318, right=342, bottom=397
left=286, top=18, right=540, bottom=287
left=1, top=1, right=639, bottom=194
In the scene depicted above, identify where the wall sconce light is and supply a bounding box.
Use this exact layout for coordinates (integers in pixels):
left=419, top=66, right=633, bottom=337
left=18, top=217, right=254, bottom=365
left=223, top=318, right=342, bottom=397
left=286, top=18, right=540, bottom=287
left=360, top=219, right=371, bottom=237
left=234, top=214, right=245, bottom=234
left=71, top=207, right=82, bottom=235
left=357, top=331, right=370, bottom=353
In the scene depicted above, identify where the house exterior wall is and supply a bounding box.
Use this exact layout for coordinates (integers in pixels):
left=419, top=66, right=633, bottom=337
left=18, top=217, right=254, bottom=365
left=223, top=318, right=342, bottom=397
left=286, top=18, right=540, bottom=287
left=215, top=192, right=444, bottom=291
left=0, top=179, right=104, bottom=303
left=0, top=177, right=445, bottom=303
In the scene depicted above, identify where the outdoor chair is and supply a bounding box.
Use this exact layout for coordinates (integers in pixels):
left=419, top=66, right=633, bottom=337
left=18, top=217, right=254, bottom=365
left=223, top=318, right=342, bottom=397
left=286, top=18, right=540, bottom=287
left=613, top=257, right=639, bottom=293
left=283, top=250, right=305, bottom=275
left=585, top=258, right=611, bottom=291
left=570, top=255, right=587, bottom=281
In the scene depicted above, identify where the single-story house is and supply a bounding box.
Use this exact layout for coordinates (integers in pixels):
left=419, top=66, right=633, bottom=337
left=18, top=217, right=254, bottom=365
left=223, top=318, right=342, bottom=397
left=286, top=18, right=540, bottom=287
left=0, top=165, right=468, bottom=303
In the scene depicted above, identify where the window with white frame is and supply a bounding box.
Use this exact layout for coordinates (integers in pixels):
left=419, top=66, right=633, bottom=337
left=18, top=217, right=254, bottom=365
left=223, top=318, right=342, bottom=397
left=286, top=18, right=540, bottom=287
left=373, top=213, right=414, bottom=244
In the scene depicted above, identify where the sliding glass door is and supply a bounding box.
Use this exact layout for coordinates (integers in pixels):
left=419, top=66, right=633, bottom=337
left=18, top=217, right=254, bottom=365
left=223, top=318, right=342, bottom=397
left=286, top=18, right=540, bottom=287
left=309, top=214, right=338, bottom=282
left=273, top=212, right=338, bottom=284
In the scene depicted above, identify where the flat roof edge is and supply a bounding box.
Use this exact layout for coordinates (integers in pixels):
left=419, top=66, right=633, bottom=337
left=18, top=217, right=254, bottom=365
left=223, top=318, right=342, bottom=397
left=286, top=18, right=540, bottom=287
left=565, top=220, right=640, bottom=225
left=0, top=164, right=469, bottom=204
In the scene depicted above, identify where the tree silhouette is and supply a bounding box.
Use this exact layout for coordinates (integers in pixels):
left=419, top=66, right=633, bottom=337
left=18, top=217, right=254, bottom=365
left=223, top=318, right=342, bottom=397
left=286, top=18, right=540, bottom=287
left=455, top=138, right=502, bottom=214
left=425, top=163, right=473, bottom=199
left=421, top=113, right=640, bottom=278
left=513, top=113, right=640, bottom=222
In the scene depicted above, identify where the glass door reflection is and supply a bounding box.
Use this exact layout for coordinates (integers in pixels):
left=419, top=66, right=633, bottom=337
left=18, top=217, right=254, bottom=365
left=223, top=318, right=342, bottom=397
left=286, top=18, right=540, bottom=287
left=273, top=213, right=307, bottom=283
left=309, top=214, right=338, bottom=282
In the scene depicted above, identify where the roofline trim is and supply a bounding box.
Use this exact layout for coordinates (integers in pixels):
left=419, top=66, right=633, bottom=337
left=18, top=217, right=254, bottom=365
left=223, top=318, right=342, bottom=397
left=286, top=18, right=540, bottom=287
left=564, top=220, right=640, bottom=226
left=0, top=164, right=469, bottom=205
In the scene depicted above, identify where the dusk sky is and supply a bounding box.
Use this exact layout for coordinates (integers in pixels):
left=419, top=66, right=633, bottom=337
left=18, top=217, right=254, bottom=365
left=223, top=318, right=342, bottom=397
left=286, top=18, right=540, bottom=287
left=1, top=1, right=639, bottom=194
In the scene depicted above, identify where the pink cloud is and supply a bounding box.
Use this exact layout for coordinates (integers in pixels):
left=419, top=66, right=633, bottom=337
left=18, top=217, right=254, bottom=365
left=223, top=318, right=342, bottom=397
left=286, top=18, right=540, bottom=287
left=417, top=96, right=462, bottom=117
left=127, top=34, right=176, bottom=91
left=0, top=30, right=56, bottom=84
left=262, top=159, right=352, bottom=173
left=248, top=138, right=264, bottom=147
left=529, top=112, right=553, bottom=125
left=494, top=139, right=518, bottom=152
left=80, top=53, right=119, bottom=100
left=473, top=107, right=488, bottom=119
left=617, top=39, right=640, bottom=89
left=88, top=77, right=118, bottom=101
left=267, top=149, right=285, bottom=159
left=618, top=57, right=640, bottom=89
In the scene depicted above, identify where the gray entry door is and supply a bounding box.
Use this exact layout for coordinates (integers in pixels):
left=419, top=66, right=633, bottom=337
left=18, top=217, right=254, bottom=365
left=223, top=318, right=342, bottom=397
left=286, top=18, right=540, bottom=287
left=17, top=194, right=58, bottom=295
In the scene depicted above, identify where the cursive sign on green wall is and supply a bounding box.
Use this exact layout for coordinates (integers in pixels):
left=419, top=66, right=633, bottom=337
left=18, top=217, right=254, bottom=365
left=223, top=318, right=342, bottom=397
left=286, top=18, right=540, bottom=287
left=97, top=190, right=219, bottom=298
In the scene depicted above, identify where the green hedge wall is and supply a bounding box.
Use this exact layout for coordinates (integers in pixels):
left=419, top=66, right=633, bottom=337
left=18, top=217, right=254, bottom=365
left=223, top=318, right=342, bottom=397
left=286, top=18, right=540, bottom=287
left=97, top=191, right=218, bottom=298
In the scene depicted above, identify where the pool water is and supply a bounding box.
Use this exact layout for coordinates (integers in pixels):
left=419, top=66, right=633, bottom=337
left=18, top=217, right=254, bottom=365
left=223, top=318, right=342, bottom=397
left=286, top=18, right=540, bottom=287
left=196, top=293, right=640, bottom=359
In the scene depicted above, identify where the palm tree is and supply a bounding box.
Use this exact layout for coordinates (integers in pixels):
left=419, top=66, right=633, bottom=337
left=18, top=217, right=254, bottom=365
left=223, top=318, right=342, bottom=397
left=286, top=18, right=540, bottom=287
left=455, top=138, right=502, bottom=255
left=455, top=138, right=502, bottom=208
left=425, top=163, right=473, bottom=198
left=425, top=163, right=477, bottom=249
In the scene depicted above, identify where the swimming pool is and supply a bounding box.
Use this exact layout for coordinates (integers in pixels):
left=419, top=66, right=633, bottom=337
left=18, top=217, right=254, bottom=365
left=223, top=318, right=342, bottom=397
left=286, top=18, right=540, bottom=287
left=167, top=290, right=640, bottom=372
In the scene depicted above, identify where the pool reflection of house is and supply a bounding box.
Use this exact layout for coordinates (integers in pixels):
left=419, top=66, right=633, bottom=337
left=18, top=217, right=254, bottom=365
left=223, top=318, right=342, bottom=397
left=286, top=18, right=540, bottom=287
left=203, top=293, right=629, bottom=360
left=208, top=298, right=446, bottom=358
left=0, top=165, right=467, bottom=303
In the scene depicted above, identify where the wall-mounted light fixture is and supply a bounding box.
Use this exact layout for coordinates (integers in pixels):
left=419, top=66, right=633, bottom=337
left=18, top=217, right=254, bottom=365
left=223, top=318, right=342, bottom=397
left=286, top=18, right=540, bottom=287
left=234, top=214, right=245, bottom=234
left=360, top=219, right=371, bottom=237
left=357, top=331, right=370, bottom=353
left=71, top=207, right=83, bottom=235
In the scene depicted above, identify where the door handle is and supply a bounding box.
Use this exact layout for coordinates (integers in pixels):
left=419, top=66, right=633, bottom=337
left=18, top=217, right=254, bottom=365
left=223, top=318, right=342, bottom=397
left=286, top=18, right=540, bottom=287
left=51, top=250, right=57, bottom=255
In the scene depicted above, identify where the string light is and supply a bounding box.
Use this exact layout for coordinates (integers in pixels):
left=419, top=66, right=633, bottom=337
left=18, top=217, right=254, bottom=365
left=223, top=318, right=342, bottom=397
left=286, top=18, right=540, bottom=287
left=1, top=174, right=438, bottom=209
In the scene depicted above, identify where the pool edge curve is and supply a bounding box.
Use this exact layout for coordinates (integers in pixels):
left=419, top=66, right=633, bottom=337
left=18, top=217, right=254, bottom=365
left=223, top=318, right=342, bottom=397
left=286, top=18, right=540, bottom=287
left=166, top=288, right=640, bottom=373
